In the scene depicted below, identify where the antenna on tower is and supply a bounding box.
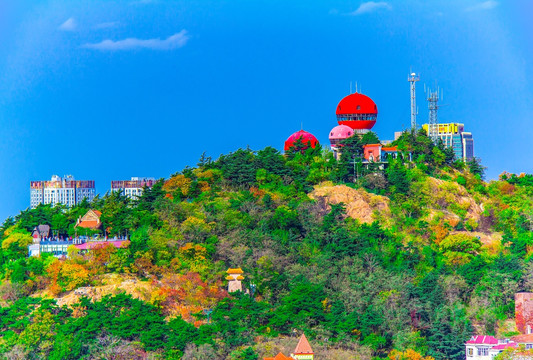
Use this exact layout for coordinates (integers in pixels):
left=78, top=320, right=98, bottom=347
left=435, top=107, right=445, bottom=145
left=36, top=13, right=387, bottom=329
left=408, top=71, right=420, bottom=131
left=425, top=85, right=441, bottom=143
left=355, top=82, right=358, bottom=93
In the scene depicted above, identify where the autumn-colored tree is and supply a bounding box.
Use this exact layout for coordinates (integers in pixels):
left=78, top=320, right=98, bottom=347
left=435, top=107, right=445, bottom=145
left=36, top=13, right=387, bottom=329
left=163, top=174, right=192, bottom=196
left=389, top=349, right=435, bottom=360
left=46, top=260, right=90, bottom=295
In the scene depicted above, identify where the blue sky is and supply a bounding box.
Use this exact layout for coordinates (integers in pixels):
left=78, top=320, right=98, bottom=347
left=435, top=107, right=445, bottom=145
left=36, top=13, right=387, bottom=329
left=0, top=0, right=531, bottom=221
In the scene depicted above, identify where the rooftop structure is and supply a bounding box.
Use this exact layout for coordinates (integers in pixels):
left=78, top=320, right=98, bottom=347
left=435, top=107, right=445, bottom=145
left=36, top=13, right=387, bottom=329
left=336, top=92, right=378, bottom=134
left=284, top=130, right=319, bottom=152
left=30, top=175, right=95, bottom=209
left=111, top=177, right=157, bottom=200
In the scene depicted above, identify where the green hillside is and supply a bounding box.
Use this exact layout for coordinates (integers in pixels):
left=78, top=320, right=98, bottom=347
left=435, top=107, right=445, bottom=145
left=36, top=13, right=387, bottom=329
left=1, top=130, right=532, bottom=360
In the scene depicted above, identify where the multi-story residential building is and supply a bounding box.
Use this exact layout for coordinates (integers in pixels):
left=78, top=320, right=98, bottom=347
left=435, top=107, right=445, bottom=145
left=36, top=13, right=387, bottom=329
left=422, top=123, right=474, bottom=161
left=110, top=177, right=157, bottom=200
left=30, top=175, right=95, bottom=209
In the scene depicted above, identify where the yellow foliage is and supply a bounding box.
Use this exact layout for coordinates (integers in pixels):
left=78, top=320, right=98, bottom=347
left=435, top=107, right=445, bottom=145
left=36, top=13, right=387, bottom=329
left=181, top=216, right=212, bottom=234
left=2, top=231, right=33, bottom=250
left=388, top=349, right=434, bottom=360
left=163, top=174, right=192, bottom=195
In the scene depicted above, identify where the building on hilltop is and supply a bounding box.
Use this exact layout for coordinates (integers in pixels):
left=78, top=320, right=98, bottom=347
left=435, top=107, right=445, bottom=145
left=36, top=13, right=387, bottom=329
left=226, top=268, right=244, bottom=293
left=363, top=144, right=400, bottom=163
left=75, top=210, right=102, bottom=231
left=421, top=123, right=474, bottom=161
left=111, top=177, right=157, bottom=200
left=335, top=92, right=378, bottom=135
left=30, top=175, right=95, bottom=209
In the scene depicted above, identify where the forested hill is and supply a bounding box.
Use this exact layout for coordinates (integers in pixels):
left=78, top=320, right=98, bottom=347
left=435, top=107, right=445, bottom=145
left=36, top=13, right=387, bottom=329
left=1, top=130, right=532, bottom=360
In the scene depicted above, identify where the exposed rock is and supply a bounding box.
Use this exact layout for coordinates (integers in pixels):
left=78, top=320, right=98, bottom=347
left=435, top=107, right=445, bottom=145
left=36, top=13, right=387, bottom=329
left=309, top=184, right=390, bottom=224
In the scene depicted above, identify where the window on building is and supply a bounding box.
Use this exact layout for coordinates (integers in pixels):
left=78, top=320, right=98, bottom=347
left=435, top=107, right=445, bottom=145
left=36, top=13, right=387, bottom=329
left=478, top=347, right=489, bottom=356
left=526, top=344, right=533, bottom=350
left=467, top=348, right=473, bottom=357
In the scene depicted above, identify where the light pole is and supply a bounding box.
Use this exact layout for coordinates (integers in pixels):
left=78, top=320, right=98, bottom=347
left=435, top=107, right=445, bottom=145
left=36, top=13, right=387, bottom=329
left=203, top=308, right=213, bottom=324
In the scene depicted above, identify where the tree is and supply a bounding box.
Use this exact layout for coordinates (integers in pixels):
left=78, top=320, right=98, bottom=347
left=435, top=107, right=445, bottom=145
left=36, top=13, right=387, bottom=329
left=467, top=157, right=485, bottom=179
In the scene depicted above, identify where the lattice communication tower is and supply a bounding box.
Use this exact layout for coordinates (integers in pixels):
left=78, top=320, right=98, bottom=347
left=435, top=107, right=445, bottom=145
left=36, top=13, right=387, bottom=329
left=426, top=87, right=441, bottom=143
left=408, top=72, right=420, bottom=131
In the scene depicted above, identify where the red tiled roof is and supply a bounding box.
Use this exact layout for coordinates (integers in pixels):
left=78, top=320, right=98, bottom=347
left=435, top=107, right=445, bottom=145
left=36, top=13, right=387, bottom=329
left=511, top=334, right=533, bottom=343
left=93, top=210, right=102, bottom=216
left=492, top=342, right=517, bottom=350
left=264, top=353, right=292, bottom=360
left=76, top=220, right=101, bottom=229
left=466, top=335, right=499, bottom=345
left=294, top=334, right=313, bottom=354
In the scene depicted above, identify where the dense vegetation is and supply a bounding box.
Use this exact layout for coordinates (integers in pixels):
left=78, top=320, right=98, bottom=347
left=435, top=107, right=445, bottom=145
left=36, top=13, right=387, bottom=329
left=0, top=129, right=531, bottom=360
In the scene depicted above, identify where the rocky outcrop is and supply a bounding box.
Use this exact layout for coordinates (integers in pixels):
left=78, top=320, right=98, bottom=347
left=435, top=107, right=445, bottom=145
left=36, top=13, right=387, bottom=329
left=309, top=184, right=390, bottom=224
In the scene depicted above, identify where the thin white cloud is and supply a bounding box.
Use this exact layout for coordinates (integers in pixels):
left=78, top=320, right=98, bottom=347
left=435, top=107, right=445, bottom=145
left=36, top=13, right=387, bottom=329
left=82, top=30, right=189, bottom=51
left=94, top=22, right=119, bottom=30
left=349, top=1, right=391, bottom=15
left=466, top=1, right=499, bottom=11
left=59, top=18, right=76, bottom=31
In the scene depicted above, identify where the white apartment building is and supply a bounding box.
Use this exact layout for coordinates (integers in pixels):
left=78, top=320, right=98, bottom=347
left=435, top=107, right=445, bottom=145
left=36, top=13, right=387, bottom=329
left=110, top=177, right=157, bottom=200
left=30, top=175, right=96, bottom=209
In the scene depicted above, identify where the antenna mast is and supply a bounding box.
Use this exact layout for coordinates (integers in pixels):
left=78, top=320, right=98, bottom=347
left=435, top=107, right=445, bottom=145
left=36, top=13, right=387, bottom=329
left=426, top=86, right=441, bottom=143
left=408, top=72, right=420, bottom=131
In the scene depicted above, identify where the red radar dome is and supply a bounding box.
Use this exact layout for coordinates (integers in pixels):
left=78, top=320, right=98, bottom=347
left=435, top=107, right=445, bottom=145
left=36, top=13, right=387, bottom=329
left=336, top=92, right=378, bottom=131
left=284, top=130, right=319, bottom=151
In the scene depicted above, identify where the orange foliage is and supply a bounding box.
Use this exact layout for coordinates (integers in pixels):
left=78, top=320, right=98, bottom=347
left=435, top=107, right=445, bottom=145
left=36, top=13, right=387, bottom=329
left=250, top=186, right=266, bottom=198
left=499, top=182, right=516, bottom=195
left=198, top=181, right=210, bottom=193
left=47, top=261, right=90, bottom=296
left=432, top=224, right=449, bottom=244
left=153, top=272, right=228, bottom=321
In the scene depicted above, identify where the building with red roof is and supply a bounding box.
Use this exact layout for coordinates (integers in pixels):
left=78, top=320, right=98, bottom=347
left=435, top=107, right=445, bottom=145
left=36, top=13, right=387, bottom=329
left=75, top=209, right=102, bottom=230
left=284, top=130, right=319, bottom=152
left=292, top=334, right=314, bottom=360
left=465, top=335, right=503, bottom=360
left=336, top=92, right=378, bottom=133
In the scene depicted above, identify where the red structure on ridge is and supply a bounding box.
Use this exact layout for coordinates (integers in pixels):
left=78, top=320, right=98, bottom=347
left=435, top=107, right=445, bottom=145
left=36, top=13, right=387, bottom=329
left=284, top=130, right=319, bottom=151
left=336, top=92, right=378, bottom=132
